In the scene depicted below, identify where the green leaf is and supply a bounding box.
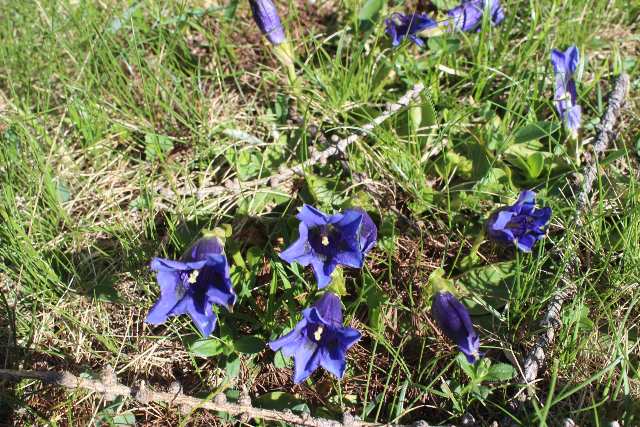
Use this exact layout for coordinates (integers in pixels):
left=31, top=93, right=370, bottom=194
left=514, top=121, right=560, bottom=144
left=225, top=355, right=241, bottom=378
left=237, top=189, right=290, bottom=215
left=526, top=152, right=545, bottom=179
left=246, top=246, right=263, bottom=268
left=55, top=180, right=71, bottom=203
left=485, top=363, right=516, bottom=381
left=255, top=392, right=309, bottom=411
left=504, top=142, right=551, bottom=180
left=457, top=262, right=516, bottom=315
left=427, top=37, right=461, bottom=54
left=378, top=213, right=397, bottom=253
left=456, top=353, right=475, bottom=379
left=273, top=350, right=289, bottom=369
left=144, top=133, right=173, bottom=161
left=234, top=336, right=265, bottom=354
left=421, top=93, right=437, bottom=127
left=304, top=173, right=343, bottom=208
left=189, top=338, right=228, bottom=357
left=431, top=0, right=460, bottom=8
left=224, top=0, right=239, bottom=20
left=226, top=148, right=263, bottom=181
left=327, top=267, right=347, bottom=296
left=111, top=412, right=136, bottom=426
left=357, top=0, right=383, bottom=21
left=427, top=268, right=455, bottom=297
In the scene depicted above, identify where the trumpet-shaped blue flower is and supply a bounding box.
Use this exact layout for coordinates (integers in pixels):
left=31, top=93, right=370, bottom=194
left=447, top=0, right=504, bottom=32
left=551, top=45, right=581, bottom=137
left=385, top=13, right=437, bottom=47
left=146, top=236, right=236, bottom=337
left=486, top=190, right=552, bottom=253
left=269, top=292, right=361, bottom=383
left=249, top=0, right=286, bottom=45
left=432, top=291, right=480, bottom=363
left=280, top=205, right=377, bottom=289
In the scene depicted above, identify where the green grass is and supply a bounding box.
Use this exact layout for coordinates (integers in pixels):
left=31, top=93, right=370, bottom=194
left=1, top=0, right=639, bottom=425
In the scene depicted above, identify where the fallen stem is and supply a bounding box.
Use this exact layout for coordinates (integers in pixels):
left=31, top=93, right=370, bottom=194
left=0, top=367, right=450, bottom=427
left=518, top=73, right=630, bottom=401
left=157, top=83, right=426, bottom=201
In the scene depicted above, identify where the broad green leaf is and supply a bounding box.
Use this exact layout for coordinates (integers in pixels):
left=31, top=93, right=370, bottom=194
left=224, top=0, right=239, bottom=20
left=111, top=412, right=136, bottom=426
left=144, top=133, right=173, bottom=161
left=273, top=350, right=289, bottom=369
left=485, top=363, right=516, bottom=381
left=237, top=189, right=290, bottom=215
left=327, top=267, right=347, bottom=296
left=357, top=0, right=383, bottom=21
left=225, top=355, right=241, bottom=378
left=456, top=353, right=475, bottom=379
left=255, top=392, right=309, bottom=411
left=189, top=338, right=228, bottom=357
left=457, top=262, right=516, bottom=315
left=526, top=152, right=545, bottom=179
left=514, top=121, right=560, bottom=144
left=56, top=180, right=71, bottom=203
left=234, top=335, right=265, bottom=354
left=421, top=93, right=437, bottom=127
left=304, top=173, right=343, bottom=208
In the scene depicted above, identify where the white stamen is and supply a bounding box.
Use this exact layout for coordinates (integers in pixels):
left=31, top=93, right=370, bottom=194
left=188, top=270, right=200, bottom=284
left=313, top=326, right=324, bottom=341
left=321, top=235, right=330, bottom=246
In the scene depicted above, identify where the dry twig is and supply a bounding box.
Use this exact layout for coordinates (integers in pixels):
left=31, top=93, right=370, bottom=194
left=0, top=367, right=450, bottom=427
left=157, top=83, right=426, bottom=201
left=519, top=73, right=630, bottom=400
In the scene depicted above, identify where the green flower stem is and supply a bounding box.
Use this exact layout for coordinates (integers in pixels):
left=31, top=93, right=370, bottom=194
left=273, top=42, right=300, bottom=96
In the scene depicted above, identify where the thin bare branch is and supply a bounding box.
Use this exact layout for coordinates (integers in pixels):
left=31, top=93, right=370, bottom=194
left=0, top=367, right=450, bottom=427
left=157, top=83, right=426, bottom=201
left=519, top=73, right=630, bottom=401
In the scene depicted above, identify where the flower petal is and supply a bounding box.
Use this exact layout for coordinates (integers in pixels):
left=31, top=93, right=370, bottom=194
left=145, top=270, right=182, bottom=325
left=515, top=233, right=536, bottom=253
left=151, top=257, right=208, bottom=272
left=312, top=258, right=334, bottom=289
left=565, top=45, right=580, bottom=74
left=312, top=293, right=343, bottom=326
left=185, top=296, right=218, bottom=337
left=181, top=236, right=224, bottom=262
left=269, top=318, right=309, bottom=356
left=279, top=223, right=314, bottom=266
left=296, top=204, right=331, bottom=228
left=319, top=345, right=346, bottom=379
left=249, top=0, right=286, bottom=45
left=292, top=339, right=322, bottom=384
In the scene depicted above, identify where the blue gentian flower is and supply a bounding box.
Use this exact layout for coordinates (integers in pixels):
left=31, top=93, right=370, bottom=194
left=447, top=0, right=504, bottom=32
left=146, top=236, right=236, bottom=337
left=551, top=45, right=581, bottom=137
left=385, top=13, right=437, bottom=47
left=249, top=0, right=286, bottom=45
left=269, top=292, right=362, bottom=383
left=486, top=190, right=552, bottom=253
left=432, top=291, right=480, bottom=363
left=280, top=205, right=377, bottom=289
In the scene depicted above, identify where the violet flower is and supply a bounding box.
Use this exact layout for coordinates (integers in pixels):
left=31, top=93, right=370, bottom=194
left=146, top=236, right=236, bottom=337
left=486, top=190, right=552, bottom=253
left=385, top=12, right=437, bottom=47
left=249, top=0, right=286, bottom=45
left=551, top=45, right=581, bottom=137
left=280, top=205, right=377, bottom=289
left=269, top=292, right=362, bottom=383
left=432, top=291, right=480, bottom=363
left=447, top=0, right=504, bottom=32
